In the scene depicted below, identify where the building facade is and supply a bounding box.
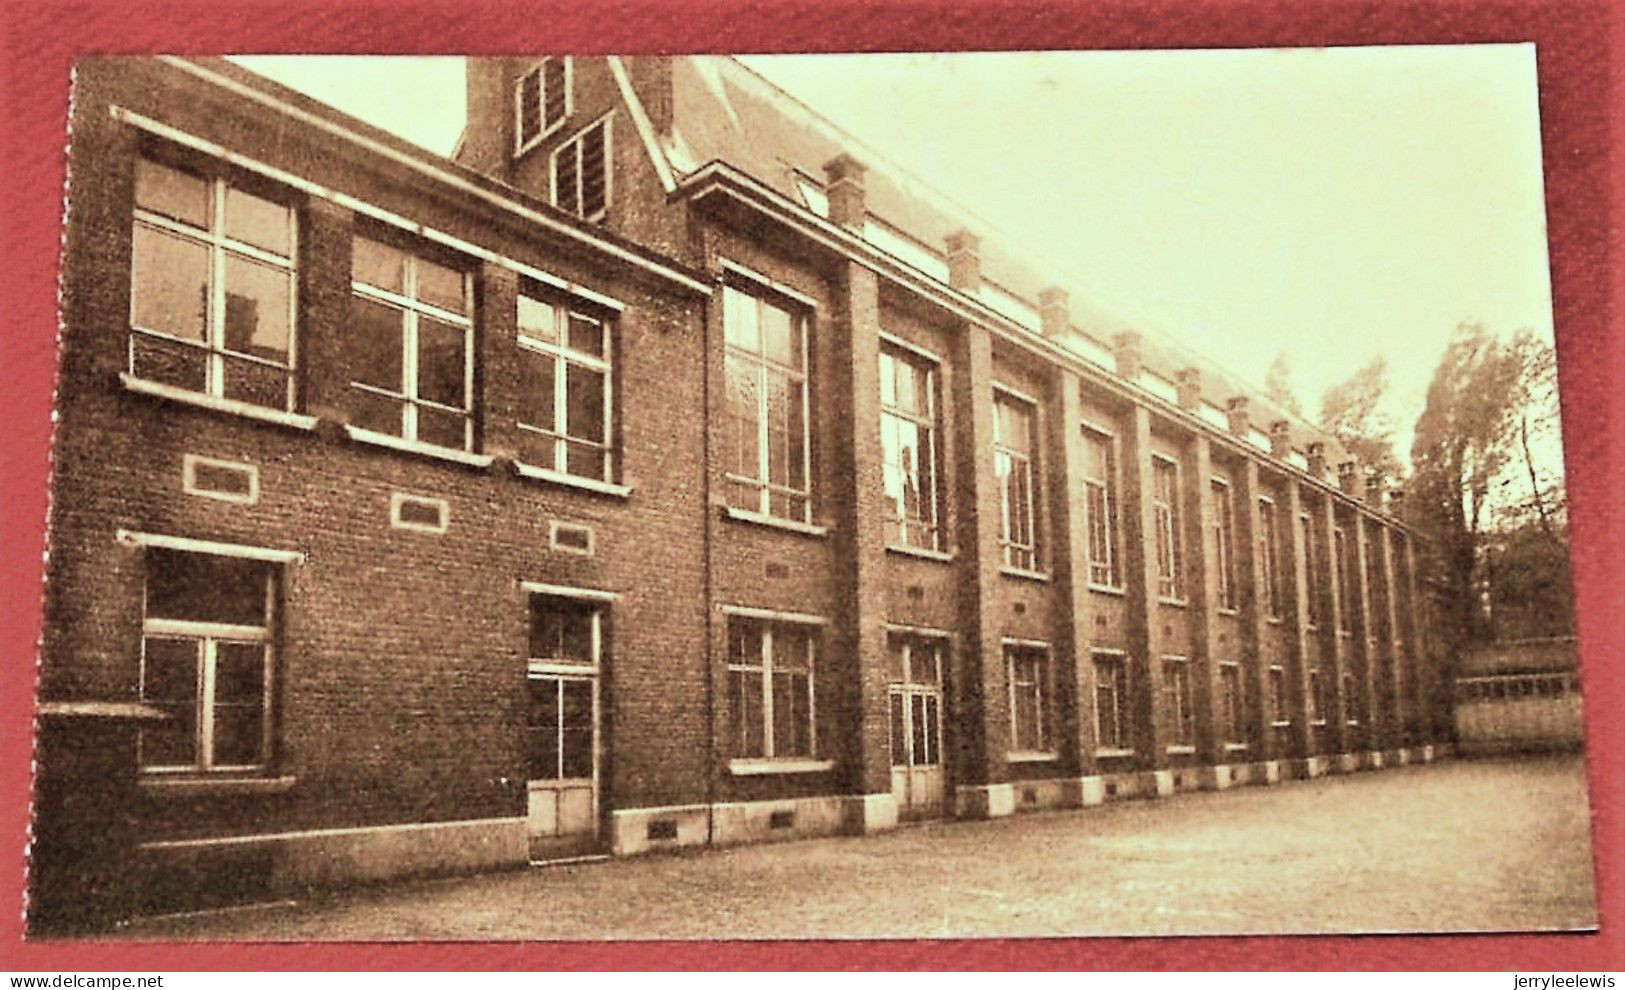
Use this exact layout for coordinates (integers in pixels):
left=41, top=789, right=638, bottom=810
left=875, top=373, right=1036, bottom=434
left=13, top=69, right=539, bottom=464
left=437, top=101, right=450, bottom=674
left=41, top=55, right=1443, bottom=911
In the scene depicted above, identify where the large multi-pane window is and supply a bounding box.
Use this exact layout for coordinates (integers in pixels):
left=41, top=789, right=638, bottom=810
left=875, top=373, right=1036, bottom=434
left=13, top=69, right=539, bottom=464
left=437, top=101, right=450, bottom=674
left=139, top=549, right=276, bottom=773
left=1161, top=655, right=1195, bottom=747
left=1006, top=644, right=1051, bottom=753
left=129, top=158, right=297, bottom=412
left=1259, top=497, right=1283, bottom=619
left=346, top=236, right=473, bottom=451
left=516, top=294, right=613, bottom=481
left=1218, top=661, right=1244, bottom=744
left=1093, top=650, right=1130, bottom=751
left=1302, top=513, right=1322, bottom=627
left=723, top=284, right=810, bottom=522
left=1309, top=667, right=1328, bottom=725
left=1212, top=477, right=1237, bottom=610
left=1081, top=426, right=1121, bottom=588
left=1152, top=456, right=1184, bottom=600
left=727, top=618, right=816, bottom=760
left=994, top=392, right=1040, bottom=571
left=514, top=56, right=570, bottom=154
left=1267, top=665, right=1288, bottom=725
left=879, top=345, right=941, bottom=551
left=525, top=595, right=599, bottom=782
left=551, top=118, right=610, bottom=222
left=1334, top=526, right=1355, bottom=633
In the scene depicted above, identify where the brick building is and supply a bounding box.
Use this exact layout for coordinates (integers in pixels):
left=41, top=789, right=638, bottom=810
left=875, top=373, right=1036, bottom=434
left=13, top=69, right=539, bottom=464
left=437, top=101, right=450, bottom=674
left=40, top=55, right=1442, bottom=910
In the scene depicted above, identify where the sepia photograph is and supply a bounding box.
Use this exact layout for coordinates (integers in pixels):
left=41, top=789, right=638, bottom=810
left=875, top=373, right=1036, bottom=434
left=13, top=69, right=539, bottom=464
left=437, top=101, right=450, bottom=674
left=19, top=29, right=1607, bottom=957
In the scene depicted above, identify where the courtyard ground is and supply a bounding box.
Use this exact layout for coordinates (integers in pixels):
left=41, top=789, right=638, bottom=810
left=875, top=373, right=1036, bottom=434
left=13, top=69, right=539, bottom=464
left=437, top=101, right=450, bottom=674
left=125, top=754, right=1597, bottom=940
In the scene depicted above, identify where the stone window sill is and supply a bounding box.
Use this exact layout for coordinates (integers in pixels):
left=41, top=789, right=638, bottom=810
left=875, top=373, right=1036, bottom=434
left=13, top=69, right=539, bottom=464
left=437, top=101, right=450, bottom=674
left=727, top=758, right=835, bottom=776
left=721, top=506, right=829, bottom=538
left=1088, top=583, right=1127, bottom=597
left=1165, top=744, right=1197, bottom=756
left=140, top=774, right=297, bottom=798
left=886, top=543, right=955, bottom=563
left=1000, top=566, right=1051, bottom=584
left=1224, top=742, right=1250, bottom=754
left=513, top=460, right=633, bottom=498
left=121, top=373, right=317, bottom=432
left=344, top=424, right=494, bottom=469
left=1159, top=597, right=1189, bottom=608
left=1007, top=751, right=1058, bottom=764
left=1094, top=747, right=1136, bottom=759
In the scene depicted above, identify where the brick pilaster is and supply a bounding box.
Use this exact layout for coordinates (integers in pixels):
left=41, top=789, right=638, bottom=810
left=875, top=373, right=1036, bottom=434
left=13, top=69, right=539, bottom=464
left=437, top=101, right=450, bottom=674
left=1316, top=493, right=1351, bottom=754
left=299, top=197, right=355, bottom=425
left=1349, top=514, right=1380, bottom=750
left=1235, top=459, right=1275, bottom=760
left=1046, top=367, right=1097, bottom=775
left=1280, top=481, right=1314, bottom=760
left=1185, top=436, right=1222, bottom=766
left=477, top=262, right=519, bottom=461
left=1119, top=406, right=1167, bottom=769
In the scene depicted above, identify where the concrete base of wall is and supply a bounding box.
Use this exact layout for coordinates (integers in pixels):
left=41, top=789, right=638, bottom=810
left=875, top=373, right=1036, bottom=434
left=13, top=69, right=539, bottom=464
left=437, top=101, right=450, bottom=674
left=1168, top=767, right=1204, bottom=793
left=1078, top=775, right=1107, bottom=806
left=1247, top=760, right=1283, bottom=786
left=844, top=792, right=899, bottom=834
left=1297, top=755, right=1330, bottom=779
left=1010, top=776, right=1081, bottom=813
left=1420, top=744, right=1436, bottom=763
left=1365, top=750, right=1386, bottom=771
left=1201, top=764, right=1237, bottom=790
left=955, top=783, right=1016, bottom=819
left=1396, top=747, right=1413, bottom=765
left=1336, top=752, right=1361, bottom=774
left=610, top=803, right=710, bottom=856
left=141, top=815, right=528, bottom=899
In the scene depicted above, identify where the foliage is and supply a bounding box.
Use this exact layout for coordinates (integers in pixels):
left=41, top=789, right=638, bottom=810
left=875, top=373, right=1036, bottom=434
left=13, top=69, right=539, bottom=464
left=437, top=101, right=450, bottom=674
left=1319, top=356, right=1403, bottom=481
left=1263, top=351, right=1303, bottom=418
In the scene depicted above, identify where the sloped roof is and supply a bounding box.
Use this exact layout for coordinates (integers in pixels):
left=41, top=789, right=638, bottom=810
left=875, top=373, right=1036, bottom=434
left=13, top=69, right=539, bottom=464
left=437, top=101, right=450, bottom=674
left=655, top=55, right=1354, bottom=469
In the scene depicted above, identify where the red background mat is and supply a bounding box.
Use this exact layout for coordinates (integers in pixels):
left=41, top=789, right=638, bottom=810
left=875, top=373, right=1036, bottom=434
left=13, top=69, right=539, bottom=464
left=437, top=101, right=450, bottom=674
left=1, top=0, right=1619, bottom=971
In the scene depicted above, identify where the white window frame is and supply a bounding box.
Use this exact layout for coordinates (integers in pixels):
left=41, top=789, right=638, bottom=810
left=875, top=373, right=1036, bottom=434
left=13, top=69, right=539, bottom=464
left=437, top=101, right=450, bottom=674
left=1161, top=654, right=1195, bottom=748
left=513, top=56, right=572, bottom=157
left=878, top=340, right=942, bottom=553
left=1218, top=660, right=1244, bottom=744
left=1259, top=496, right=1283, bottom=620
left=1302, top=512, right=1322, bottom=629
left=1080, top=423, right=1121, bottom=590
left=1309, top=667, right=1328, bottom=726
left=181, top=453, right=259, bottom=506
left=1268, top=664, right=1291, bottom=727
left=516, top=294, right=615, bottom=482
left=727, top=616, right=819, bottom=761
left=549, top=114, right=613, bottom=222
left=349, top=239, right=475, bottom=452
left=1211, top=475, right=1237, bottom=612
left=722, top=282, right=813, bottom=524
left=1092, top=648, right=1130, bottom=753
left=138, top=548, right=277, bottom=775
left=1152, top=454, right=1184, bottom=601
left=129, top=159, right=299, bottom=412
left=1334, top=525, right=1354, bottom=634
left=887, top=633, right=945, bottom=771
left=1004, top=640, right=1052, bottom=756
left=524, top=590, right=602, bottom=791
left=994, top=388, right=1040, bottom=572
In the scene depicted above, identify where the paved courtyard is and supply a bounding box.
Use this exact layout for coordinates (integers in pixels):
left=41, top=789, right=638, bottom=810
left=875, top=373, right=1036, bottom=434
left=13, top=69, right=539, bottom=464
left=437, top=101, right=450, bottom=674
left=127, top=755, right=1597, bottom=940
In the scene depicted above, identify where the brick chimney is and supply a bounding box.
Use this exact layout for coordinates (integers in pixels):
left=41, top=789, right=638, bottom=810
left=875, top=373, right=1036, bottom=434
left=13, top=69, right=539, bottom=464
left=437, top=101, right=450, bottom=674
left=945, top=230, right=981, bottom=293
left=1307, top=442, right=1328, bottom=479
left=1269, top=420, right=1292, bottom=459
left=1038, top=287, right=1070, bottom=339
left=1175, top=367, right=1201, bottom=410
left=1337, top=459, right=1361, bottom=496
left=1226, top=396, right=1250, bottom=437
left=1365, top=471, right=1385, bottom=508
left=1388, top=488, right=1406, bottom=517
left=823, top=153, right=867, bottom=230
left=1112, top=331, right=1143, bottom=381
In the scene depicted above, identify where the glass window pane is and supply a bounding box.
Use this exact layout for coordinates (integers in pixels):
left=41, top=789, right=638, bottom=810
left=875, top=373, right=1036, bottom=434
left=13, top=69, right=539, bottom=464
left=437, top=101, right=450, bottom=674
left=223, top=186, right=290, bottom=255
left=561, top=604, right=594, bottom=662
left=730, top=669, right=763, bottom=758
left=416, top=317, right=467, bottom=409
left=132, top=226, right=209, bottom=341
left=415, top=259, right=466, bottom=314
left=725, top=479, right=760, bottom=513
left=352, top=237, right=405, bottom=293
left=889, top=692, right=906, bottom=764
left=415, top=404, right=468, bottom=450
left=526, top=678, right=561, bottom=780
left=774, top=629, right=809, bottom=672
left=772, top=671, right=811, bottom=757
left=878, top=351, right=896, bottom=409
left=212, top=702, right=264, bottom=767
left=729, top=620, right=763, bottom=667
left=893, top=359, right=917, bottom=415
left=761, top=303, right=797, bottom=367
left=146, top=549, right=268, bottom=626
left=222, top=255, right=291, bottom=362
left=347, top=388, right=404, bottom=438
left=769, top=491, right=806, bottom=521
left=561, top=680, right=594, bottom=778
left=886, top=638, right=907, bottom=683
left=518, top=349, right=556, bottom=433
left=135, top=160, right=209, bottom=228
left=347, top=296, right=404, bottom=392
left=566, top=313, right=603, bottom=357
left=911, top=695, right=928, bottom=765
left=722, top=286, right=759, bottom=352
left=543, top=58, right=567, bottom=127
left=565, top=440, right=606, bottom=480
left=766, top=371, right=791, bottom=487
left=564, top=364, right=605, bottom=443
left=518, top=69, right=542, bottom=145
left=130, top=332, right=207, bottom=393
left=555, top=149, right=579, bottom=215
left=725, top=356, right=760, bottom=480
left=215, top=642, right=265, bottom=702
left=140, top=638, right=198, bottom=769
left=580, top=126, right=607, bottom=218
left=517, top=296, right=557, bottom=344
left=221, top=354, right=289, bottom=410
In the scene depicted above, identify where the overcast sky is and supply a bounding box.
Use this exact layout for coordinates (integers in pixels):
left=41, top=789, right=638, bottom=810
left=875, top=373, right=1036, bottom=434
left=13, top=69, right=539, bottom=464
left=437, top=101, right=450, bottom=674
left=230, top=48, right=1555, bottom=471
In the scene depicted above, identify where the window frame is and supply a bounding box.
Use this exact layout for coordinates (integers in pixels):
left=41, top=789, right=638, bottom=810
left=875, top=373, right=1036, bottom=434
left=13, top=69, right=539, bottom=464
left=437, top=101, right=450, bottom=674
left=138, top=548, right=278, bottom=776
left=1080, top=423, right=1123, bottom=590
left=549, top=114, right=613, bottom=223
left=1217, top=660, right=1244, bottom=744
left=726, top=617, right=819, bottom=761
left=722, top=280, right=814, bottom=524
left=515, top=291, right=616, bottom=483
left=347, top=235, right=475, bottom=453
left=1211, top=475, right=1237, bottom=612
left=1004, top=640, right=1053, bottom=756
left=993, top=387, right=1041, bottom=572
left=513, top=56, right=573, bottom=157
left=1302, top=511, right=1322, bottom=629
left=1259, top=496, right=1283, bottom=620
left=1092, top=648, right=1131, bottom=753
left=128, top=156, right=300, bottom=414
left=1161, top=654, right=1195, bottom=748
left=1152, top=454, right=1185, bottom=602
left=1334, top=525, right=1355, bottom=634
left=878, top=339, right=944, bottom=553
left=1267, top=664, right=1290, bottom=728
left=524, top=591, right=602, bottom=786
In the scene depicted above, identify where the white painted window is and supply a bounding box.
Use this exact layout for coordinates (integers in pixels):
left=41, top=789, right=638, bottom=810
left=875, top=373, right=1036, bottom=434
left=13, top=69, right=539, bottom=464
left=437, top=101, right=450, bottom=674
left=727, top=617, right=816, bottom=760
left=1212, top=476, right=1237, bottom=611
left=517, top=293, right=613, bottom=482
left=879, top=344, right=941, bottom=552
left=994, top=391, right=1040, bottom=571
left=1152, top=455, right=1184, bottom=600
left=1006, top=643, right=1051, bottom=754
left=1302, top=512, right=1322, bottom=628
left=347, top=236, right=473, bottom=452
left=139, top=547, right=276, bottom=774
left=723, top=283, right=811, bottom=523
left=1161, top=655, right=1195, bottom=747
left=1081, top=426, right=1121, bottom=589
left=887, top=634, right=944, bottom=769
left=514, top=57, right=571, bottom=156
left=1268, top=665, right=1289, bottom=726
left=1259, top=497, right=1283, bottom=619
left=550, top=116, right=611, bottom=222
left=1092, top=650, right=1130, bottom=751
left=1218, top=661, right=1244, bottom=743
left=1309, top=667, right=1328, bottom=725
left=129, top=157, right=297, bottom=413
